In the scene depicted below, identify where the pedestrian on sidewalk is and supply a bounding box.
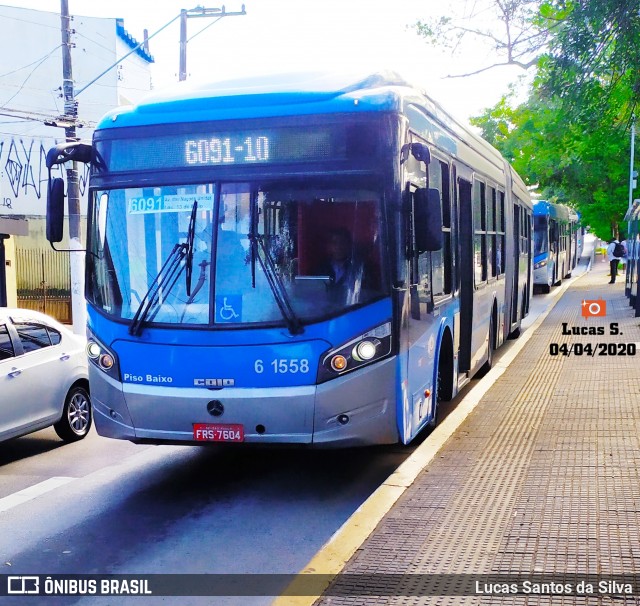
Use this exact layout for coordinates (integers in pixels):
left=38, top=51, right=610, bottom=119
left=606, top=237, right=624, bottom=283
left=620, top=234, right=629, bottom=269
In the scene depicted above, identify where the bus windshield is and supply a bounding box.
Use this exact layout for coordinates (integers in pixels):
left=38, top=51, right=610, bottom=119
left=87, top=178, right=389, bottom=328
left=534, top=215, right=548, bottom=255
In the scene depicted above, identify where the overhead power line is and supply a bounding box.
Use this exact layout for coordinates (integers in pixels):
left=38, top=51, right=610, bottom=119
left=179, top=5, right=247, bottom=81
left=0, top=106, right=94, bottom=128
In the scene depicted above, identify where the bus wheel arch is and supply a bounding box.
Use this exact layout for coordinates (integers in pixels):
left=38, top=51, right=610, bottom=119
left=434, top=327, right=454, bottom=419
left=478, top=301, right=498, bottom=376
left=509, top=290, right=525, bottom=340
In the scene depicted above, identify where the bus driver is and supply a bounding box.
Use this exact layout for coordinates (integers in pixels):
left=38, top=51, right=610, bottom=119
left=315, top=227, right=365, bottom=304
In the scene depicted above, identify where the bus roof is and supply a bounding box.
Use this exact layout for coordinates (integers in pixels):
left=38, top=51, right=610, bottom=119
left=533, top=200, right=575, bottom=222
left=98, top=71, right=411, bottom=128
left=97, top=71, right=496, bottom=157
left=96, top=70, right=531, bottom=207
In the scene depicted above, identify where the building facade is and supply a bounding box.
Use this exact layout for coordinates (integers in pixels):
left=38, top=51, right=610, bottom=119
left=0, top=4, right=154, bottom=316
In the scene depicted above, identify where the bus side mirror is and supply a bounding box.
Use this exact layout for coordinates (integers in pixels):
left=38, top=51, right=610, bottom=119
left=400, top=142, right=431, bottom=165
left=414, top=187, right=443, bottom=253
left=46, top=178, right=65, bottom=243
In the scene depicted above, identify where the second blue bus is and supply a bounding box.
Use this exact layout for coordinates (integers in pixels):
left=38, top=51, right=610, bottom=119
left=533, top=200, right=580, bottom=292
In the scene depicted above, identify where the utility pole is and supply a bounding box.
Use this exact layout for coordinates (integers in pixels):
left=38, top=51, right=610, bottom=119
left=60, top=0, right=86, bottom=335
left=179, top=5, right=246, bottom=81
left=628, top=115, right=636, bottom=225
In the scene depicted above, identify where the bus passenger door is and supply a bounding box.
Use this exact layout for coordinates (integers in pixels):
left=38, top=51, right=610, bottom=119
left=457, top=177, right=473, bottom=374
left=511, top=204, right=521, bottom=325
left=402, top=141, right=440, bottom=441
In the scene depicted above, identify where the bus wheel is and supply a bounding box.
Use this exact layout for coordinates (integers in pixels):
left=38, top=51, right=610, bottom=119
left=553, top=266, right=562, bottom=286
left=478, top=318, right=495, bottom=377
left=431, top=338, right=453, bottom=427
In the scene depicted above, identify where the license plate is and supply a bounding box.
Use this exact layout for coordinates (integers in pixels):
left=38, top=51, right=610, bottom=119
left=193, top=423, right=244, bottom=442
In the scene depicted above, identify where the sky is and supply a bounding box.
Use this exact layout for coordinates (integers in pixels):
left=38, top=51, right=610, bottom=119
left=7, top=0, right=529, bottom=123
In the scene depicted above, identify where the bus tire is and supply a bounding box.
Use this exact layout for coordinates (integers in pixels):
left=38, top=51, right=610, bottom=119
left=431, top=334, right=454, bottom=427
left=477, top=314, right=496, bottom=377
left=553, top=266, right=562, bottom=286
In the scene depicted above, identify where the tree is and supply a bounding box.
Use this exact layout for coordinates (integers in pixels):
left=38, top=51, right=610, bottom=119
left=416, top=0, right=640, bottom=239
left=542, top=0, right=640, bottom=122
left=471, top=85, right=630, bottom=239
left=414, top=0, right=559, bottom=76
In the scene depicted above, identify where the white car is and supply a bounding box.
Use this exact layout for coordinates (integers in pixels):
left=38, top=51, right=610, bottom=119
left=0, top=308, right=92, bottom=443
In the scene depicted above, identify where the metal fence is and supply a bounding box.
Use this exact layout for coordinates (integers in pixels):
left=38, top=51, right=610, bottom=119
left=15, top=249, right=72, bottom=324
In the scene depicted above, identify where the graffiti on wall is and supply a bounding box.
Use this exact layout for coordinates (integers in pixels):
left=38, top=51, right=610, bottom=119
left=0, top=136, right=90, bottom=216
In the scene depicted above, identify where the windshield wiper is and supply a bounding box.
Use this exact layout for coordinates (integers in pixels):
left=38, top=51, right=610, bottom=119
left=128, top=202, right=198, bottom=336
left=128, top=242, right=187, bottom=336
left=248, top=233, right=304, bottom=336
left=185, top=201, right=198, bottom=296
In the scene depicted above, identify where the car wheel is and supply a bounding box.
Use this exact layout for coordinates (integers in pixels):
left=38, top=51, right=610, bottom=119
left=54, top=385, right=92, bottom=442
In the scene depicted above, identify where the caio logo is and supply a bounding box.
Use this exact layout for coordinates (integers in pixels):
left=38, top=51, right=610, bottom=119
left=581, top=299, right=607, bottom=318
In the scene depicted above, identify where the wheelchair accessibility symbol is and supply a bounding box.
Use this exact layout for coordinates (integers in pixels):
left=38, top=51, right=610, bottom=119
left=216, top=295, right=242, bottom=322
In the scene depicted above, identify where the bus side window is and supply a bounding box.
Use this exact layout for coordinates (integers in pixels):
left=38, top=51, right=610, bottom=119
left=496, top=190, right=505, bottom=275
left=417, top=247, right=431, bottom=308
left=487, top=185, right=496, bottom=278
left=550, top=221, right=558, bottom=252
left=473, top=179, right=488, bottom=286
left=428, top=158, right=444, bottom=297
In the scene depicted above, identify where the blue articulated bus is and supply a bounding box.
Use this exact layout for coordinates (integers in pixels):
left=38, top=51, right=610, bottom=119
left=533, top=200, right=579, bottom=293
left=45, top=72, right=532, bottom=447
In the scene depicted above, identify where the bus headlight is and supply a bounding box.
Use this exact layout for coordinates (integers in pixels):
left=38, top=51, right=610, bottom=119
left=86, top=330, right=121, bottom=381
left=353, top=340, right=377, bottom=362
left=86, top=341, right=101, bottom=359
left=318, top=322, right=392, bottom=383
left=534, top=260, right=547, bottom=269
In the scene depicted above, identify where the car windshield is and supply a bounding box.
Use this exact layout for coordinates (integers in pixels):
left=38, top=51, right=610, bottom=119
left=87, top=179, right=389, bottom=328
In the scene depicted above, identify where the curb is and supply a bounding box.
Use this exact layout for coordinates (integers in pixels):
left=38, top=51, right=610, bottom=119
left=272, top=269, right=589, bottom=606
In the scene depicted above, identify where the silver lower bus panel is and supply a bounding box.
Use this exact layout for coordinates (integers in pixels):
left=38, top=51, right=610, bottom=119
left=90, top=357, right=399, bottom=447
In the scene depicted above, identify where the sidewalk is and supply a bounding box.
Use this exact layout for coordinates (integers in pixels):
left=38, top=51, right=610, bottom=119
left=296, top=256, right=640, bottom=604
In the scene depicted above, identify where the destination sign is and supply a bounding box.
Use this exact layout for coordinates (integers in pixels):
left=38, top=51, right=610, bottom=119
left=94, top=123, right=356, bottom=173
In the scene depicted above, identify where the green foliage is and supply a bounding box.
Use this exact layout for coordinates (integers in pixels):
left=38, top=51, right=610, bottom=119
left=468, top=0, right=640, bottom=240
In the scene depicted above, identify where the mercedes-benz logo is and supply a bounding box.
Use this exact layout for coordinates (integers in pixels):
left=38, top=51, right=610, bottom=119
left=207, top=400, right=224, bottom=417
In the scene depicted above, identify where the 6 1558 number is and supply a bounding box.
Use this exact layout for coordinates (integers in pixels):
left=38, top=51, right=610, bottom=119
left=254, top=359, right=310, bottom=374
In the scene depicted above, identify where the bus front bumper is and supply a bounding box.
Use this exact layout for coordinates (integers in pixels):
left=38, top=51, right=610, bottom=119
left=90, top=357, right=399, bottom=447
